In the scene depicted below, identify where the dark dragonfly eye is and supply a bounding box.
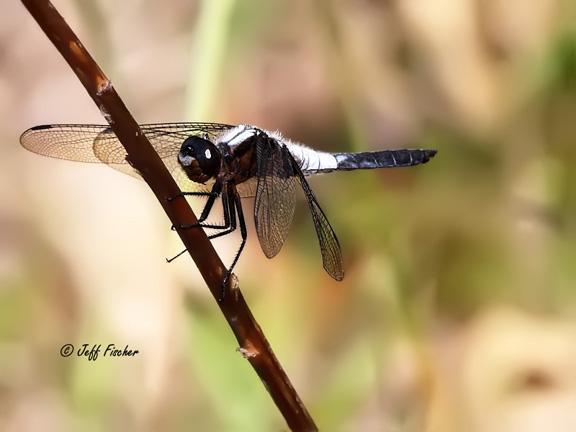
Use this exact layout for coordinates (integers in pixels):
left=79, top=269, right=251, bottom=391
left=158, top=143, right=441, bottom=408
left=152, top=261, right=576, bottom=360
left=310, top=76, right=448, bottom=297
left=178, top=135, right=221, bottom=183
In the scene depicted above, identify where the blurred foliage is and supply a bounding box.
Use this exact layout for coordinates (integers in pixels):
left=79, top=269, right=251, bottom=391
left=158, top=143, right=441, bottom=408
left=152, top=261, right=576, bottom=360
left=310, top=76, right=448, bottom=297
left=2, top=0, right=576, bottom=431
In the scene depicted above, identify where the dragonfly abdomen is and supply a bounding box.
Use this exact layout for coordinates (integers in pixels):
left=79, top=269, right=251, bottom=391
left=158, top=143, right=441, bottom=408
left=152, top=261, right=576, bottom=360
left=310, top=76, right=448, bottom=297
left=334, top=149, right=436, bottom=171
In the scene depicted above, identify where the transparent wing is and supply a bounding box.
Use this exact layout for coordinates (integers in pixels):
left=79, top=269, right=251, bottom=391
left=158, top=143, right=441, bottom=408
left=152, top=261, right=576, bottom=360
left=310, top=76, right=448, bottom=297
left=254, top=139, right=343, bottom=279
left=21, top=124, right=111, bottom=163
left=254, top=139, right=297, bottom=258
left=19, top=122, right=255, bottom=197
left=289, top=148, right=344, bottom=281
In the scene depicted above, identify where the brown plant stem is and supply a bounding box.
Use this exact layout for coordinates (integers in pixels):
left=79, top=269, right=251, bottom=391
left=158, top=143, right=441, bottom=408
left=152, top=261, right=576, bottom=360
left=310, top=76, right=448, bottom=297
left=20, top=1, right=317, bottom=430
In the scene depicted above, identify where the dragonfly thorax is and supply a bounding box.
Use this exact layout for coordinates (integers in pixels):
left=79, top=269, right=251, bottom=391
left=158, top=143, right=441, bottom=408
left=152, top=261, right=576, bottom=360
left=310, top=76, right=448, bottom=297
left=178, top=135, right=222, bottom=184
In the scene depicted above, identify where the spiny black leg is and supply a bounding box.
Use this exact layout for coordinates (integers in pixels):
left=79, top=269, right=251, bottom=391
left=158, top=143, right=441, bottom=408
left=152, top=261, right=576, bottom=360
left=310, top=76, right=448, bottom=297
left=166, top=248, right=187, bottom=263
left=221, top=185, right=247, bottom=301
left=198, top=182, right=223, bottom=223
left=167, top=182, right=248, bottom=302
left=166, top=190, right=218, bottom=202
left=207, top=185, right=237, bottom=241
left=172, top=181, right=228, bottom=230
left=227, top=186, right=247, bottom=275
left=166, top=183, right=235, bottom=263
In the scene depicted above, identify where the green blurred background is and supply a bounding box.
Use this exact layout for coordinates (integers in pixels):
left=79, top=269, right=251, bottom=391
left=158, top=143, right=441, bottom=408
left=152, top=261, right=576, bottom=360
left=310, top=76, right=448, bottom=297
left=2, top=0, right=576, bottom=431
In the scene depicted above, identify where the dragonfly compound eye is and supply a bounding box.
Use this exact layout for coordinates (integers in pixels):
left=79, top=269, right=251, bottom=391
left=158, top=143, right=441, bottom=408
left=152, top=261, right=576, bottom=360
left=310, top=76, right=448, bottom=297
left=178, top=136, right=221, bottom=183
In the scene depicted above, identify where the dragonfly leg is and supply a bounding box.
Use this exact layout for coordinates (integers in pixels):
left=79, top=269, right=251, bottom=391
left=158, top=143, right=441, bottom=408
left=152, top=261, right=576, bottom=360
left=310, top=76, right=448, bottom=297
left=206, top=185, right=236, bottom=240
left=172, top=182, right=228, bottom=230
left=198, top=183, right=223, bottom=223
left=164, top=248, right=187, bottom=263
left=166, top=183, right=236, bottom=263
left=221, top=185, right=247, bottom=301
left=165, top=190, right=218, bottom=202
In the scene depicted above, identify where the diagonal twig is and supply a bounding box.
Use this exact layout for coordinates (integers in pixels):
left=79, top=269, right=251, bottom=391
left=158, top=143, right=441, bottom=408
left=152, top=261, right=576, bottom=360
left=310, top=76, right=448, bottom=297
left=20, top=1, right=318, bottom=430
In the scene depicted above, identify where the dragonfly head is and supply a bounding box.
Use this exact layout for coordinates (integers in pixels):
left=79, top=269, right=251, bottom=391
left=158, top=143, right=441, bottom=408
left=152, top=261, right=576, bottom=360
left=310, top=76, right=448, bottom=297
left=178, top=135, right=221, bottom=183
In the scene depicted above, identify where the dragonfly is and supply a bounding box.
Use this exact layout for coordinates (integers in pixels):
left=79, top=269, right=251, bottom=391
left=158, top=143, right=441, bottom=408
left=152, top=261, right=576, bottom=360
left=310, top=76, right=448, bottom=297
left=20, top=122, right=437, bottom=288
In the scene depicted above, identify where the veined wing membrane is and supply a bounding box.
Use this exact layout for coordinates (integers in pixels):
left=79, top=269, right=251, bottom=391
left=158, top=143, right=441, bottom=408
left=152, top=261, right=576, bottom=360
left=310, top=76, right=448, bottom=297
left=19, top=122, right=255, bottom=197
left=21, top=124, right=111, bottom=163
left=287, top=147, right=344, bottom=280
left=254, top=140, right=343, bottom=279
left=254, top=139, right=297, bottom=258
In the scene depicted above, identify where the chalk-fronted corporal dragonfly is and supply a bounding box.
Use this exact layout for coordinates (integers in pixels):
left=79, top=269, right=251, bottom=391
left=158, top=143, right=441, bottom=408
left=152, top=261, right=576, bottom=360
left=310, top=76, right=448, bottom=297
left=20, top=123, right=436, bottom=284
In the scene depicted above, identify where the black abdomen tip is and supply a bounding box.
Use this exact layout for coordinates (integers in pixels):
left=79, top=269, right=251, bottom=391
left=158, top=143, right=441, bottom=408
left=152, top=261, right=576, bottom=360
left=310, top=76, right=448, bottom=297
left=423, top=149, right=437, bottom=162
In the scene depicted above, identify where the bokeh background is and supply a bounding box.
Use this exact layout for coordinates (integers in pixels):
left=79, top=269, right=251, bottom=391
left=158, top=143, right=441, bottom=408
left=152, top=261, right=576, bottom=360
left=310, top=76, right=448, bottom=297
left=2, top=0, right=576, bottom=431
